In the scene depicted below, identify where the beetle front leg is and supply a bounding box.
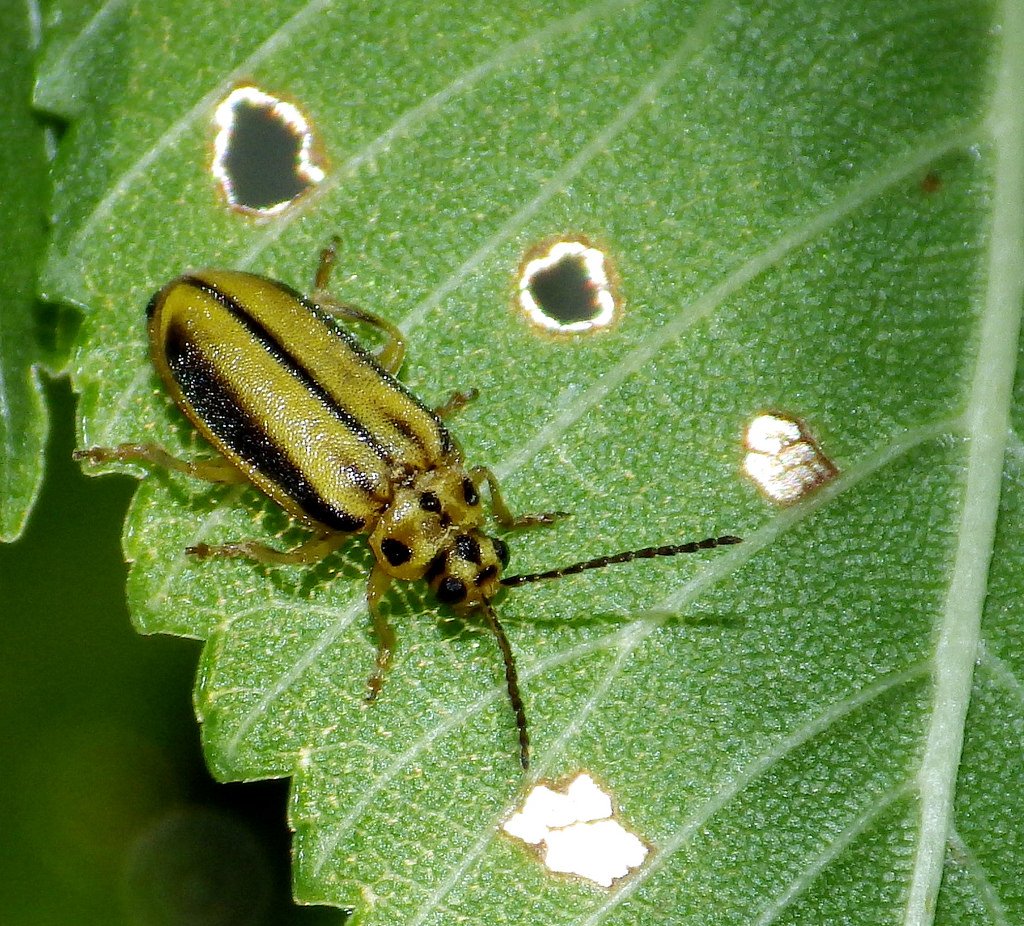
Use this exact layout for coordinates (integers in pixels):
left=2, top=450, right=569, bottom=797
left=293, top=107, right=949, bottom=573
left=365, top=565, right=396, bottom=702
left=469, top=466, right=569, bottom=530
left=74, top=443, right=248, bottom=484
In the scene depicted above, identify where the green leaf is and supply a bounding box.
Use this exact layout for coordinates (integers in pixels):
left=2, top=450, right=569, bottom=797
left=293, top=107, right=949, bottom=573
left=0, top=5, right=51, bottom=541
left=49, top=1, right=1023, bottom=923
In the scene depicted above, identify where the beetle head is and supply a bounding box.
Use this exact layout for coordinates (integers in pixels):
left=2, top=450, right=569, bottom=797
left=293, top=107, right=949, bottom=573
left=425, top=528, right=510, bottom=609
left=368, top=468, right=510, bottom=607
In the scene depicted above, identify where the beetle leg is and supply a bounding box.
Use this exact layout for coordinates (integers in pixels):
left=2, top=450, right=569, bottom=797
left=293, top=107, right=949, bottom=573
left=433, top=388, right=479, bottom=419
left=74, top=444, right=247, bottom=484
left=313, top=237, right=406, bottom=373
left=365, top=564, right=396, bottom=702
left=314, top=237, right=341, bottom=290
left=469, top=466, right=569, bottom=530
left=316, top=297, right=407, bottom=374
left=186, top=531, right=348, bottom=564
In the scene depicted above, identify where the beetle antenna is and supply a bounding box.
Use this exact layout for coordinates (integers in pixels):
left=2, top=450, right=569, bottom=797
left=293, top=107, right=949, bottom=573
left=500, top=535, right=742, bottom=588
left=481, top=599, right=530, bottom=770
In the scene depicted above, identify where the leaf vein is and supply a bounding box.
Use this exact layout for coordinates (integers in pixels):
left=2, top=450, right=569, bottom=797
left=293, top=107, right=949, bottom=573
left=976, top=640, right=1024, bottom=709
left=56, top=0, right=333, bottom=283
left=751, top=781, right=914, bottom=926
left=579, top=663, right=930, bottom=926
left=947, top=826, right=1013, bottom=926
left=236, top=0, right=648, bottom=271
left=495, top=127, right=978, bottom=480
left=903, top=0, right=1024, bottom=918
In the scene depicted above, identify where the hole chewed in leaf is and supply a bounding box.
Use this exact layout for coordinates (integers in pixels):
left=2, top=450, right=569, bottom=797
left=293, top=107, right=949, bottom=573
left=517, top=238, right=618, bottom=334
left=212, top=86, right=325, bottom=216
left=502, top=772, right=648, bottom=887
left=743, top=412, right=838, bottom=505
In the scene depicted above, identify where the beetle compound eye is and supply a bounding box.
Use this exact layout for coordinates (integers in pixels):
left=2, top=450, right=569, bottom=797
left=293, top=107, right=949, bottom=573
left=419, top=491, right=442, bottom=512
left=461, top=477, right=480, bottom=506
left=381, top=538, right=412, bottom=567
left=436, top=577, right=468, bottom=605
left=493, top=537, right=511, bottom=568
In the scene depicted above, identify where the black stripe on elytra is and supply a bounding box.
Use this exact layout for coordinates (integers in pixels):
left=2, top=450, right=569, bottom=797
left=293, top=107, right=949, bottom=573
left=180, top=276, right=394, bottom=467
left=272, top=279, right=457, bottom=458
left=164, top=321, right=364, bottom=533
left=385, top=413, right=427, bottom=454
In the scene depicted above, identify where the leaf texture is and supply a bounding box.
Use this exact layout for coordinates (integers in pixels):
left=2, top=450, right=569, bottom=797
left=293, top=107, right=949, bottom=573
left=0, top=2, right=50, bottom=541
left=46, top=1, right=1023, bottom=923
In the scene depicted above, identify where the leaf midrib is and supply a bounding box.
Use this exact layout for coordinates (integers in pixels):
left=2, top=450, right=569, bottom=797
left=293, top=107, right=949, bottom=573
left=904, top=2, right=1024, bottom=923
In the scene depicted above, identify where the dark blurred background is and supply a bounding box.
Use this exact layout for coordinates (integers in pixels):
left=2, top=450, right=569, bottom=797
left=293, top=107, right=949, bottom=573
left=0, top=377, right=340, bottom=926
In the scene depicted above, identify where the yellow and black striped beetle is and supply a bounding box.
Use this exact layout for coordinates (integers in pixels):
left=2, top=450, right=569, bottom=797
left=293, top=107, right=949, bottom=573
left=75, top=240, right=741, bottom=769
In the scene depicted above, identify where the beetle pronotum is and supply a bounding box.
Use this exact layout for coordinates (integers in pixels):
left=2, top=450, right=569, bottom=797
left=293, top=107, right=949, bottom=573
left=75, top=241, right=741, bottom=769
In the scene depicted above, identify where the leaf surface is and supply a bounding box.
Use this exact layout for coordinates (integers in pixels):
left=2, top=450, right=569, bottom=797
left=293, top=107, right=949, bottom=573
left=45, top=1, right=1023, bottom=923
left=0, top=3, right=51, bottom=541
